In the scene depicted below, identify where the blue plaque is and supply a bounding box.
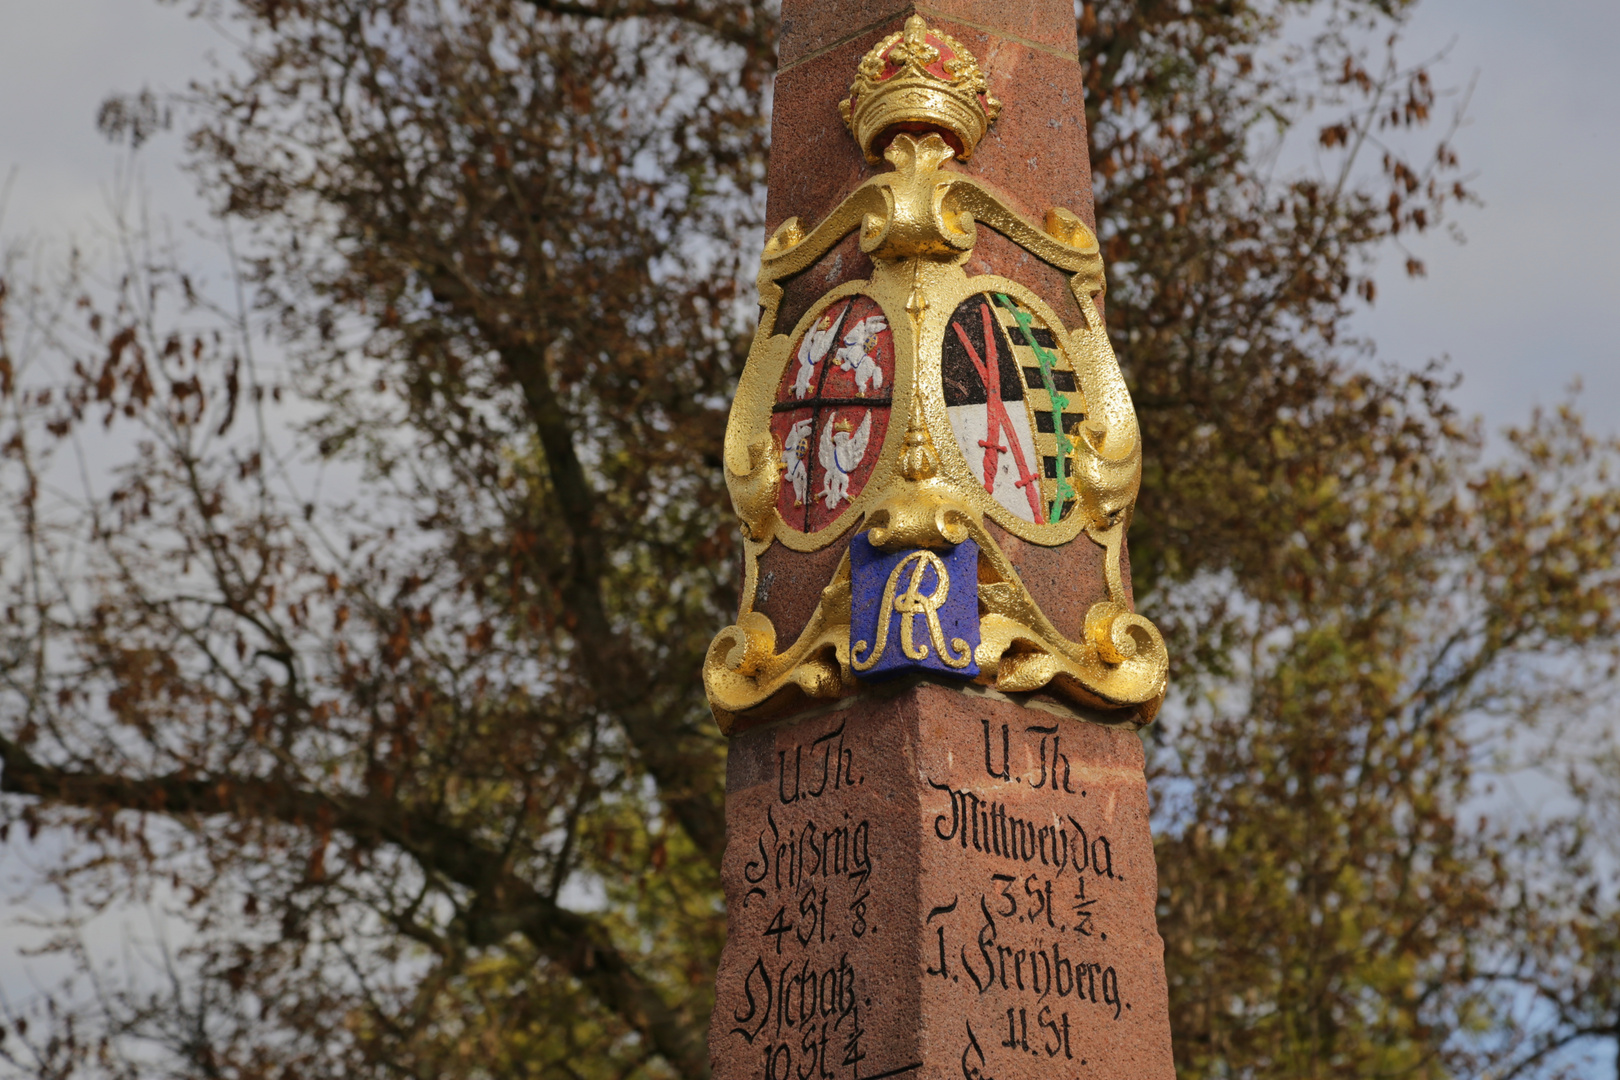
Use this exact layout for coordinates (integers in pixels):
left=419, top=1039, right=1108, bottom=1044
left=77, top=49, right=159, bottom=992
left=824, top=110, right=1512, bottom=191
left=849, top=534, right=980, bottom=681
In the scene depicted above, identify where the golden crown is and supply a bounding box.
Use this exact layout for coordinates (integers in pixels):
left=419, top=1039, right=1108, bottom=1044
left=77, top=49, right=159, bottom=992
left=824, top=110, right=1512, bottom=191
left=840, top=15, right=1001, bottom=165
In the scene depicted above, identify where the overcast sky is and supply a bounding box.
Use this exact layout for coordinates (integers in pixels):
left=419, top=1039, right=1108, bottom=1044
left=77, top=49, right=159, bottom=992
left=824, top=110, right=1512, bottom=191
left=1, top=0, right=1616, bottom=441
left=1350, top=0, right=1620, bottom=439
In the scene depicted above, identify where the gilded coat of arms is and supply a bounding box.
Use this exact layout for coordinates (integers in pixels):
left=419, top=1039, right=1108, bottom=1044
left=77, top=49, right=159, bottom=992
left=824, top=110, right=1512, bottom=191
left=704, top=17, right=1168, bottom=732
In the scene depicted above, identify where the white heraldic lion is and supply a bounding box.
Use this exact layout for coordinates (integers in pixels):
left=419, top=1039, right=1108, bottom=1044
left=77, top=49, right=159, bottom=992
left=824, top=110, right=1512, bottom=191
left=817, top=410, right=871, bottom=510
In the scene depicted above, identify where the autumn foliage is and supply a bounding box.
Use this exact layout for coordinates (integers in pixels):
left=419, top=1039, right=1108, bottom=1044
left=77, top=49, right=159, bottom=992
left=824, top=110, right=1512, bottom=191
left=0, top=2, right=1616, bottom=1078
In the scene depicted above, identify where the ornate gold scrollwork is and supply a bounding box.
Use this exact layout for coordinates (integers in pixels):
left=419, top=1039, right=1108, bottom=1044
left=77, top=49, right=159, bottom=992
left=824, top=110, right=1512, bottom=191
left=705, top=558, right=853, bottom=725
left=706, top=19, right=1167, bottom=732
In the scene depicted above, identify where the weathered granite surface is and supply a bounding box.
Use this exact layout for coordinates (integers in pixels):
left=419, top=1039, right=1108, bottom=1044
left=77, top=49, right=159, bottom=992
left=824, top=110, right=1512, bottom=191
left=711, top=684, right=1175, bottom=1079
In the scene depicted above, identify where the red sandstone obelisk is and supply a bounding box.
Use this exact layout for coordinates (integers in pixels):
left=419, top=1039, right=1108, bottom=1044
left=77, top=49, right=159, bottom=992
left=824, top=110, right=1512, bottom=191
left=706, top=3, right=1176, bottom=1078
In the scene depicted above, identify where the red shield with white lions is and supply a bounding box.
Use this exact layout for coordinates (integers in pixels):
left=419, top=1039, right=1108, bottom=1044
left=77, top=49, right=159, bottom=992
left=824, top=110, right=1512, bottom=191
left=770, top=294, right=894, bottom=533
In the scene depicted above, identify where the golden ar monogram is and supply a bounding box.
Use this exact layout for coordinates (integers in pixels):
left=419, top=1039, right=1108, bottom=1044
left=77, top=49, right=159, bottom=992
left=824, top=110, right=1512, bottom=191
left=852, top=551, right=973, bottom=672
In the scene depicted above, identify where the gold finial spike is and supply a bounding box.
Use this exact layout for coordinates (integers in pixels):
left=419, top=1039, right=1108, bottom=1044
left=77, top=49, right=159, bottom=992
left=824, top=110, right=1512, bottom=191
left=900, top=396, right=940, bottom=482
left=839, top=15, right=1002, bottom=165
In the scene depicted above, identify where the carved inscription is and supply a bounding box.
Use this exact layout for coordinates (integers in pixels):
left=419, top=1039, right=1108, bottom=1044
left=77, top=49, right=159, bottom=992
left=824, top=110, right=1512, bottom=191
left=921, top=717, right=1144, bottom=1075
left=715, top=698, right=1170, bottom=1080
left=723, top=719, right=922, bottom=1080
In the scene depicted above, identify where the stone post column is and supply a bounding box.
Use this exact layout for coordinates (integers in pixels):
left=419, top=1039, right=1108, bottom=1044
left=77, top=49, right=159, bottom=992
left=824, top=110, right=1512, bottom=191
left=706, top=4, right=1176, bottom=1078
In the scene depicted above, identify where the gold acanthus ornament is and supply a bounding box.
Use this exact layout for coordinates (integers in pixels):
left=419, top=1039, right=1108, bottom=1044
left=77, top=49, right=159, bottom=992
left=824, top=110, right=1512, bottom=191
left=704, top=18, right=1166, bottom=732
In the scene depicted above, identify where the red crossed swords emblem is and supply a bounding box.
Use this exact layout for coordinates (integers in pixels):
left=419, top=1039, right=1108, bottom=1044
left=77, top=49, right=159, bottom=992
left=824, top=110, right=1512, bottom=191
left=950, top=301, right=1047, bottom=524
